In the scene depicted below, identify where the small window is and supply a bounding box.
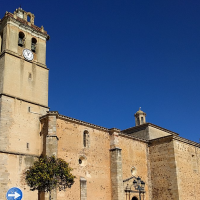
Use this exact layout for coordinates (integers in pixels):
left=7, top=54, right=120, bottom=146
left=31, top=38, right=37, bottom=52
left=18, top=32, right=25, bottom=47
left=83, top=130, right=89, bottom=148
left=27, top=143, right=29, bottom=149
left=28, top=73, right=32, bottom=80
left=137, top=117, right=140, bottom=126
left=0, top=33, right=3, bottom=52
left=27, top=15, right=31, bottom=22
left=79, top=156, right=87, bottom=166
left=141, top=117, right=144, bottom=124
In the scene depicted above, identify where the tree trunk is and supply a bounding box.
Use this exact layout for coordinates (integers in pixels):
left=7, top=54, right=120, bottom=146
left=38, top=191, right=45, bottom=200
left=49, top=190, right=51, bottom=200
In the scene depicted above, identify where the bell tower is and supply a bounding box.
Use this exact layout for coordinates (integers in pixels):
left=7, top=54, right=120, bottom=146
left=134, top=107, right=146, bottom=126
left=0, top=8, right=49, bottom=155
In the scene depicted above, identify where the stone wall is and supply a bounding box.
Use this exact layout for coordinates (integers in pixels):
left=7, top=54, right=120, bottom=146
left=2, top=53, right=49, bottom=107
left=0, top=95, right=48, bottom=200
left=0, top=95, right=47, bottom=155
left=149, top=136, right=179, bottom=200
left=56, top=118, right=111, bottom=200
left=0, top=55, right=5, bottom=92
left=118, top=136, right=150, bottom=200
left=0, top=152, right=38, bottom=200
left=174, top=138, right=200, bottom=200
left=0, top=9, right=49, bottom=200
left=80, top=177, right=87, bottom=200
left=110, top=147, right=123, bottom=200
left=46, top=113, right=58, bottom=157
left=0, top=21, right=7, bottom=52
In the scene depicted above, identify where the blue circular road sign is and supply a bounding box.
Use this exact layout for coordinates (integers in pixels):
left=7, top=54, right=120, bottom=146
left=6, top=187, right=23, bottom=200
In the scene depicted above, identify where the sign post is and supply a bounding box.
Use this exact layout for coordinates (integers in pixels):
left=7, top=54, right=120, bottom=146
left=6, top=187, right=23, bottom=200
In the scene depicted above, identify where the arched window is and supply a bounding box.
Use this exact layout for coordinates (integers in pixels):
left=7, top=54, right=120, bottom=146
left=18, top=32, right=25, bottom=47
left=132, top=197, right=138, bottom=200
left=31, top=38, right=37, bottom=52
left=83, top=130, right=89, bottom=148
left=141, top=117, right=144, bottom=124
left=137, top=117, right=140, bottom=126
left=27, top=15, right=31, bottom=22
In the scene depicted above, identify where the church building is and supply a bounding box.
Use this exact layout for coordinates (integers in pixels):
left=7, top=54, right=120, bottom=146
left=0, top=8, right=200, bottom=200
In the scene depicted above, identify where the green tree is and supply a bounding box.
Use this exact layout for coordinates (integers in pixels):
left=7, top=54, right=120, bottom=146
left=25, top=156, right=75, bottom=200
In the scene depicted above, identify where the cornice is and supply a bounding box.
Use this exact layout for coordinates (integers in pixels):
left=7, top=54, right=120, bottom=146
left=47, top=111, right=59, bottom=116
left=109, top=127, right=121, bottom=134
left=149, top=134, right=200, bottom=148
left=40, top=112, right=150, bottom=143
left=122, top=123, right=179, bottom=136
left=0, top=149, right=39, bottom=157
left=148, top=123, right=179, bottom=136
left=0, top=93, right=49, bottom=109
left=119, top=132, right=148, bottom=143
left=40, top=112, right=200, bottom=147
left=122, top=124, right=147, bottom=133
left=58, top=113, right=109, bottom=131
left=149, top=135, right=173, bottom=144
left=40, top=111, right=109, bottom=132
left=110, top=147, right=122, bottom=151
left=173, top=135, right=200, bottom=148
left=1, top=12, right=49, bottom=40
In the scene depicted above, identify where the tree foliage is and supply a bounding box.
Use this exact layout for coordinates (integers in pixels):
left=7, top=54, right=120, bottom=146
left=25, top=156, right=75, bottom=193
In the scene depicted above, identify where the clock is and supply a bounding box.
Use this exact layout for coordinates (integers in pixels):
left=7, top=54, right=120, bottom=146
left=23, top=49, right=33, bottom=61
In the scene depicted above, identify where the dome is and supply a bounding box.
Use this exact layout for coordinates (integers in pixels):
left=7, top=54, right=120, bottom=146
left=135, top=107, right=146, bottom=116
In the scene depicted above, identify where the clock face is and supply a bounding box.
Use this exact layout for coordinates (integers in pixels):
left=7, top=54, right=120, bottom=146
left=23, top=49, right=33, bottom=61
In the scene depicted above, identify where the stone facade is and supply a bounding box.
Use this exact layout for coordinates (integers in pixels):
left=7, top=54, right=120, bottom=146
left=173, top=137, right=200, bottom=200
left=0, top=8, right=49, bottom=200
left=0, top=7, right=200, bottom=200
left=149, top=136, right=179, bottom=200
left=110, top=147, right=123, bottom=200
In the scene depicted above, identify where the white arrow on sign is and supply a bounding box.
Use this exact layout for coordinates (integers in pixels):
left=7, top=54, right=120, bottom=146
left=8, top=192, right=20, bottom=199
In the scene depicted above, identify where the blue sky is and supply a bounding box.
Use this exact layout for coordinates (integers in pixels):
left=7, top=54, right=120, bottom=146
left=1, top=0, right=200, bottom=142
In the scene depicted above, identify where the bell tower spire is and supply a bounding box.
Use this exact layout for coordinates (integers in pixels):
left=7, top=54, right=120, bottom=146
left=134, top=107, right=146, bottom=126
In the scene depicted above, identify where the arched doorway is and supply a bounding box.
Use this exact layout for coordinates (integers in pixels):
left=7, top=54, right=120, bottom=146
left=132, top=197, right=138, bottom=200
